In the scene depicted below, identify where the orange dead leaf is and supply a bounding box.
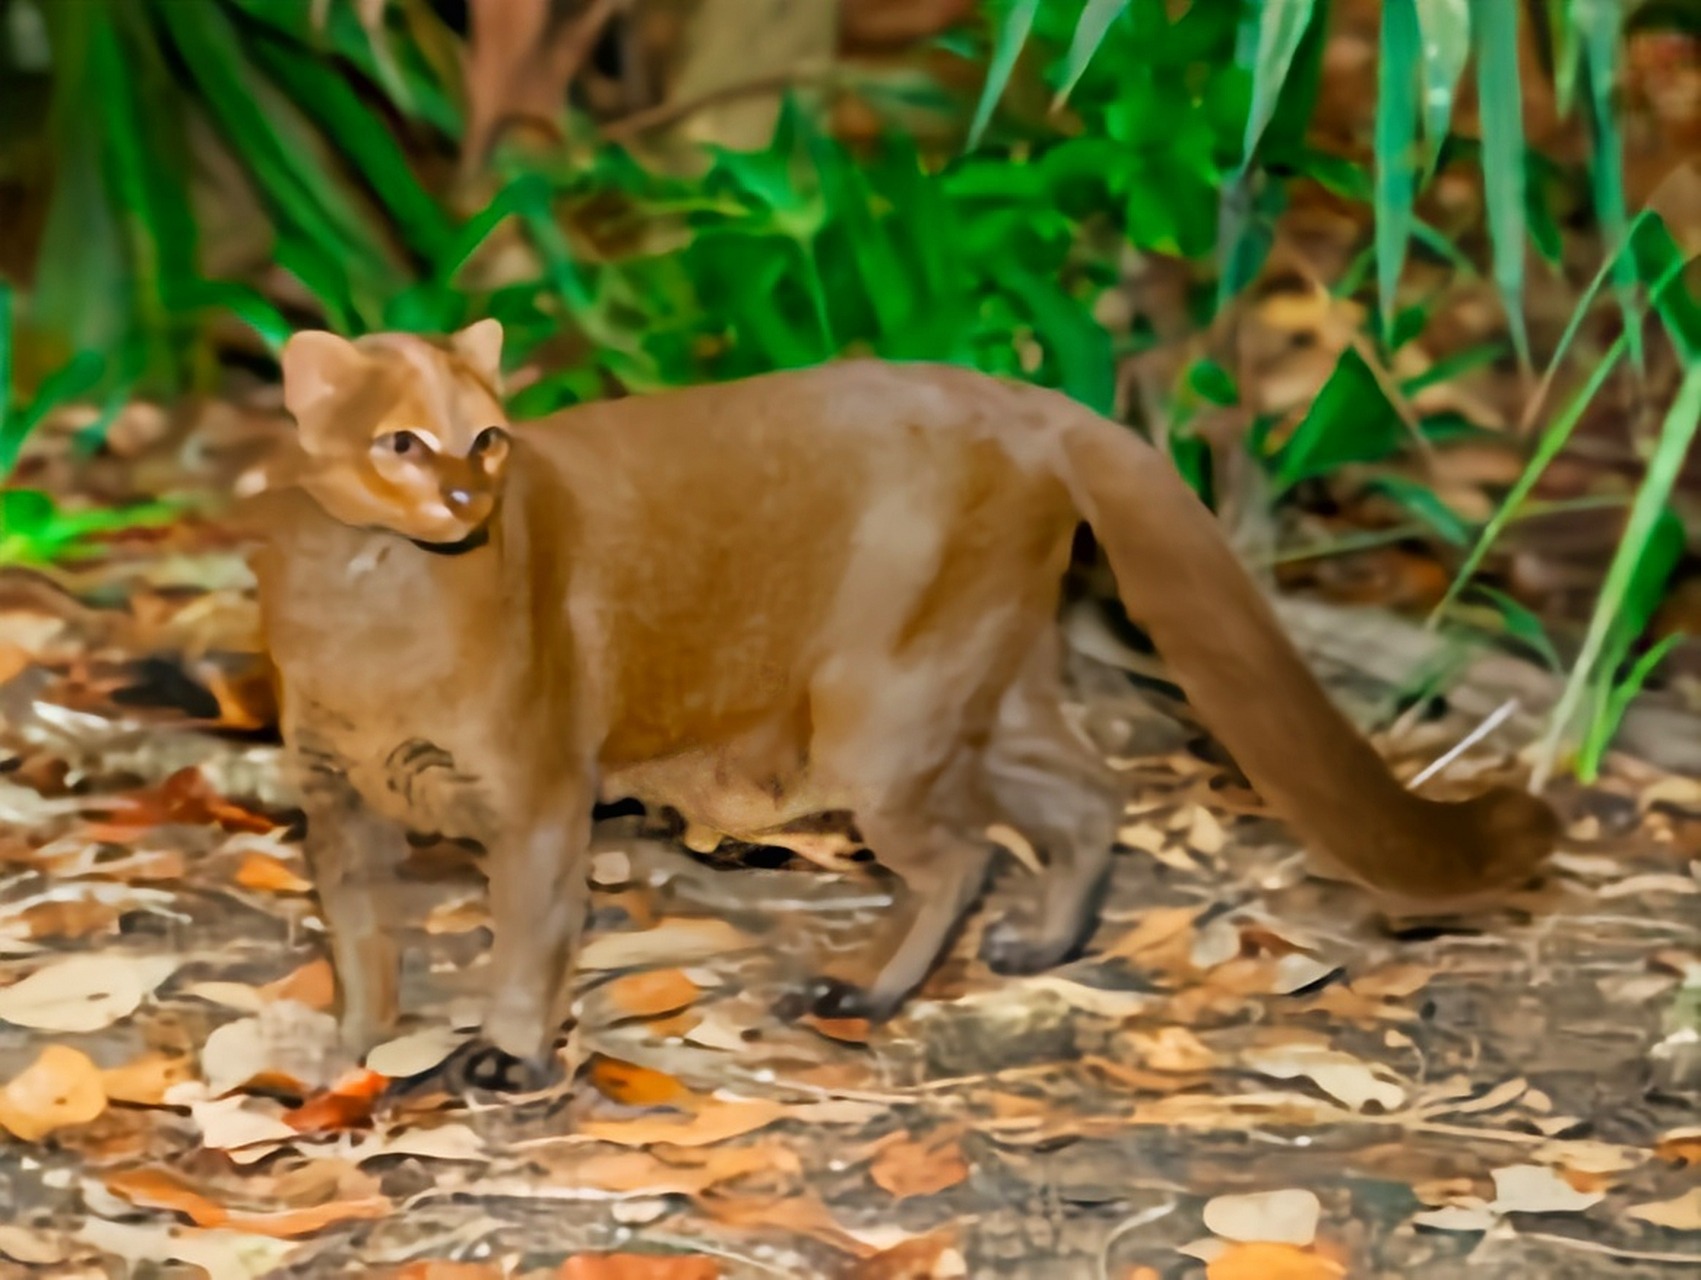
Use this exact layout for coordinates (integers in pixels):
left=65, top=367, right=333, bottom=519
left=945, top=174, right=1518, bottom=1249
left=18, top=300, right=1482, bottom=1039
left=575, top=1099, right=786, bottom=1148
left=842, top=1230, right=958, bottom=1279
left=261, top=958, right=336, bottom=1010
left=0, top=1045, right=108, bottom=1141
left=556, top=1255, right=720, bottom=1280
left=586, top=1056, right=697, bottom=1109
left=224, top=1197, right=390, bottom=1238
left=601, top=969, right=701, bottom=1019
left=19, top=898, right=121, bottom=941
left=869, top=1133, right=969, bottom=1200
left=101, top=1052, right=195, bottom=1106
left=1206, top=1243, right=1346, bottom=1280
left=104, top=1168, right=229, bottom=1226
left=0, top=642, right=29, bottom=684
left=802, top=1014, right=872, bottom=1043
left=564, top=1143, right=795, bottom=1197
left=89, top=767, right=275, bottom=839
left=1656, top=1129, right=1701, bottom=1166
left=283, top=1070, right=388, bottom=1134
left=236, top=852, right=312, bottom=894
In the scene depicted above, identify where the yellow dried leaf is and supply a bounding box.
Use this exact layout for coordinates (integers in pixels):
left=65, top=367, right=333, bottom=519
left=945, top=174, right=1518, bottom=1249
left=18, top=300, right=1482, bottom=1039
left=0, top=1045, right=107, bottom=1141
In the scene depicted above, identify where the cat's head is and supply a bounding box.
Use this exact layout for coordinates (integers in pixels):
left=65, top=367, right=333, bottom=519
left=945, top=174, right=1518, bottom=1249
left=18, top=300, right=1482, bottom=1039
left=278, top=321, right=513, bottom=546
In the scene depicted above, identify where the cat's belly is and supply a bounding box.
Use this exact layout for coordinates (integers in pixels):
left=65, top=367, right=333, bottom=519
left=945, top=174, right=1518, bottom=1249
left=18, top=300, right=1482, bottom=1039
left=600, top=746, right=845, bottom=846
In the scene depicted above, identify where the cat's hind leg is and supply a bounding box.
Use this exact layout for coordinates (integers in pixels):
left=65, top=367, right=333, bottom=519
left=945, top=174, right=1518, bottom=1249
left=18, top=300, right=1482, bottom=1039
left=978, top=641, right=1121, bottom=975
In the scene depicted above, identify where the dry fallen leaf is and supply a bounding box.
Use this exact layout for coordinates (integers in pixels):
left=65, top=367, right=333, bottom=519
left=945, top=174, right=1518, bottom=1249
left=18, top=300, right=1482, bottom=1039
left=555, top=1254, right=721, bottom=1280
left=587, top=1057, right=699, bottom=1109
left=1242, top=1042, right=1406, bottom=1111
left=0, top=1044, right=107, bottom=1141
left=1488, top=1163, right=1606, bottom=1214
left=577, top=918, right=754, bottom=970
left=365, top=1025, right=469, bottom=1078
left=597, top=969, right=702, bottom=1020
left=77, top=1218, right=296, bottom=1280
left=101, top=1050, right=195, bottom=1106
left=199, top=1000, right=344, bottom=1095
left=283, top=1069, right=388, bottom=1134
left=234, top=851, right=312, bottom=894
left=260, top=958, right=335, bottom=1010
left=573, top=1098, right=786, bottom=1148
left=1627, top=1187, right=1701, bottom=1230
left=1202, top=1188, right=1321, bottom=1246
left=0, top=953, right=177, bottom=1032
left=104, top=1165, right=390, bottom=1237
left=869, top=1133, right=969, bottom=1200
left=1205, top=1241, right=1346, bottom=1280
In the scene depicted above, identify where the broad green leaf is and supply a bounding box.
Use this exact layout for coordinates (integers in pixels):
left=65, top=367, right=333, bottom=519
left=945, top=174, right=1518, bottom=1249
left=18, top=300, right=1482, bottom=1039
left=1470, top=0, right=1532, bottom=367
left=1415, top=0, right=1471, bottom=170
left=1187, top=358, right=1240, bottom=407
left=1272, top=348, right=1406, bottom=490
left=968, top=0, right=1041, bottom=150
left=1055, top=0, right=1132, bottom=106
left=1536, top=363, right=1701, bottom=783
left=1376, top=0, right=1422, bottom=336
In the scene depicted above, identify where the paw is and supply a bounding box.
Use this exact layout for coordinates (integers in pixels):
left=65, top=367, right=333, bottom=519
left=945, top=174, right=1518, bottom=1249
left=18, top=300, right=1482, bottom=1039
left=980, top=916, right=1070, bottom=976
left=456, top=1042, right=562, bottom=1094
left=774, top=976, right=900, bottom=1024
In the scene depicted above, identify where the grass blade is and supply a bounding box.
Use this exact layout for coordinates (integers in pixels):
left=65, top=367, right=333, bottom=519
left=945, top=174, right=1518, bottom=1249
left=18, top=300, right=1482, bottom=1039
left=1533, top=362, right=1701, bottom=787
left=1414, top=0, right=1470, bottom=178
left=1470, top=0, right=1532, bottom=369
left=1241, top=0, right=1319, bottom=164
left=1576, top=632, right=1683, bottom=778
left=1054, top=0, right=1131, bottom=107
left=0, top=282, right=12, bottom=477
left=1575, top=0, right=1642, bottom=373
left=1376, top=0, right=1421, bottom=337
left=968, top=0, right=1041, bottom=150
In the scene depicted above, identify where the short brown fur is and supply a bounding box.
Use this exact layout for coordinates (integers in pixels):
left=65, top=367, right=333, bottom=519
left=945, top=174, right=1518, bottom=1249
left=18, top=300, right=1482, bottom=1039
left=250, top=323, right=1559, bottom=1063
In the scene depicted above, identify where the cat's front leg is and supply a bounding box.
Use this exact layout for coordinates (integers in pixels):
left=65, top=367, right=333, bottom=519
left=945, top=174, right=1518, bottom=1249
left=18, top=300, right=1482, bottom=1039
left=481, top=782, right=594, bottom=1067
left=294, top=757, right=409, bottom=1054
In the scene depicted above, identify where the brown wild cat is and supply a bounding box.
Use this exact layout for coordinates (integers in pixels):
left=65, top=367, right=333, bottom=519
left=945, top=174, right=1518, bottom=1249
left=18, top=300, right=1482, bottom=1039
left=249, top=321, right=1558, bottom=1069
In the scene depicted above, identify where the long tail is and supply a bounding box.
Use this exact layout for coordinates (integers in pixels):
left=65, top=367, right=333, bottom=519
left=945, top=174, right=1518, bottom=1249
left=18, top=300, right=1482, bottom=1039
left=1054, top=410, right=1558, bottom=907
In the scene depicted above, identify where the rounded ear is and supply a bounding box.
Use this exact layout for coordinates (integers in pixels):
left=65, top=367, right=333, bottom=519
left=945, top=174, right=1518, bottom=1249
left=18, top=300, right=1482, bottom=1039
left=450, top=318, right=504, bottom=389
left=280, top=330, right=370, bottom=434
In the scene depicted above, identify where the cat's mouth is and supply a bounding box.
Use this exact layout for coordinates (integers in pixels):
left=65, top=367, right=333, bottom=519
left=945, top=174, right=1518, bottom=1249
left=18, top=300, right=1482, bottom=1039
left=408, top=522, right=492, bottom=557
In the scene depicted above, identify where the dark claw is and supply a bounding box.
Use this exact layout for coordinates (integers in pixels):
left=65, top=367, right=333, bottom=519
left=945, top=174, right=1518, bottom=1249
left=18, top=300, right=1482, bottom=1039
left=457, top=1043, right=560, bottom=1094
left=774, top=976, right=896, bottom=1023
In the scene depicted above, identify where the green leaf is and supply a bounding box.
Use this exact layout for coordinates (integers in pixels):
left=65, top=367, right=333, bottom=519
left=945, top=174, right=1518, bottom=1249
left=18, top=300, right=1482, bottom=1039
left=1576, top=631, right=1683, bottom=779
left=1366, top=474, right=1473, bottom=545
left=1536, top=362, right=1701, bottom=782
left=1376, top=0, right=1422, bottom=336
left=0, top=281, right=12, bottom=473
left=1272, top=347, right=1406, bottom=489
left=1414, top=0, right=1471, bottom=177
left=1470, top=0, right=1532, bottom=367
left=1187, top=358, right=1240, bottom=406
left=1240, top=0, right=1318, bottom=165
left=1473, top=586, right=1564, bottom=671
left=1576, top=0, right=1642, bottom=373
left=968, top=0, right=1041, bottom=150
left=1056, top=0, right=1132, bottom=106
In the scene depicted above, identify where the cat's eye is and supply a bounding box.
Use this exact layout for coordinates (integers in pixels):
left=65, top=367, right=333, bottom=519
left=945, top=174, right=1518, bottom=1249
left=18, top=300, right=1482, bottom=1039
left=388, top=430, right=421, bottom=455
left=471, top=426, right=508, bottom=454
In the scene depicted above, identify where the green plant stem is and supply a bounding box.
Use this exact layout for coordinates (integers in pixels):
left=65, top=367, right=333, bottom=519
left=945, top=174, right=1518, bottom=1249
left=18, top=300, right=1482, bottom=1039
left=1532, top=362, right=1701, bottom=789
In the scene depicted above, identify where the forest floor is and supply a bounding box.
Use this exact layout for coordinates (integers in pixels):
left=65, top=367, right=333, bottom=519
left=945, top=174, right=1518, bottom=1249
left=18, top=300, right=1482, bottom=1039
left=0, top=499, right=1698, bottom=1280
